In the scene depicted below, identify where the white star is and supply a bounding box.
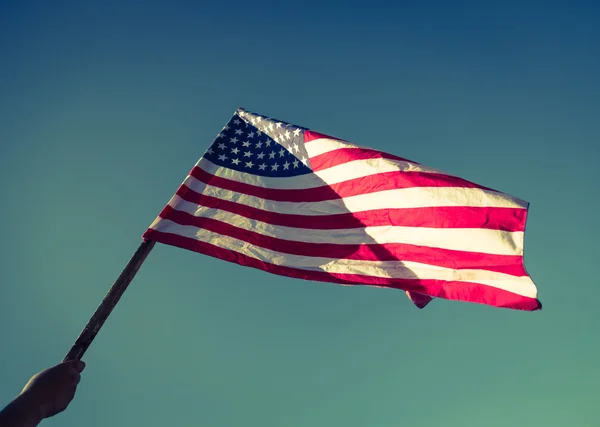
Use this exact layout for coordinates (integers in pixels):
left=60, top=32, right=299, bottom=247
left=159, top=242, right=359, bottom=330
left=233, top=119, right=241, bottom=125
left=301, top=156, right=308, bottom=164
left=284, top=131, right=291, bottom=140
left=222, top=125, right=230, bottom=131
left=276, top=122, right=283, bottom=128
left=230, top=137, right=239, bottom=144
left=258, top=163, right=267, bottom=171
left=256, top=129, right=262, bottom=136
left=265, top=140, right=271, bottom=147
left=218, top=154, right=228, bottom=161
left=293, top=128, right=301, bottom=136
left=278, top=148, right=286, bottom=157
left=256, top=141, right=263, bottom=148
left=216, top=132, right=225, bottom=139
left=244, top=151, right=252, bottom=157
left=292, top=159, right=299, bottom=168
left=255, top=116, right=262, bottom=123
left=231, top=147, right=240, bottom=154
left=218, top=142, right=226, bottom=149
left=257, top=152, right=265, bottom=159
left=245, top=161, right=254, bottom=168
left=247, top=131, right=255, bottom=139
left=283, top=161, right=290, bottom=170
left=268, top=123, right=275, bottom=131
left=235, top=129, right=243, bottom=135
left=271, top=163, right=279, bottom=171
left=207, top=147, right=214, bottom=154
left=231, top=158, right=240, bottom=165
left=292, top=143, right=299, bottom=152
left=242, top=141, right=251, bottom=147
left=268, top=151, right=276, bottom=159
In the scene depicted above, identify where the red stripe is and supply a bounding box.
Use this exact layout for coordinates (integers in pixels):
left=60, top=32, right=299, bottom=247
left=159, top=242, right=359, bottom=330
left=304, top=130, right=344, bottom=143
left=406, top=291, right=434, bottom=309
left=176, top=184, right=527, bottom=232
left=303, top=130, right=421, bottom=166
left=142, top=230, right=542, bottom=311
left=191, top=166, right=495, bottom=200
left=310, top=147, right=416, bottom=171
left=157, top=205, right=528, bottom=276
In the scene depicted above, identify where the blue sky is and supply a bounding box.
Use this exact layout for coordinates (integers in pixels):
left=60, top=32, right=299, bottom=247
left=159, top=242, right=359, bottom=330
left=1, top=1, right=599, bottom=426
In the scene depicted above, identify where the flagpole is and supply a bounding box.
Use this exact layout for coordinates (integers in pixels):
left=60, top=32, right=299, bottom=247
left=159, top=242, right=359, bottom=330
left=63, top=239, right=156, bottom=361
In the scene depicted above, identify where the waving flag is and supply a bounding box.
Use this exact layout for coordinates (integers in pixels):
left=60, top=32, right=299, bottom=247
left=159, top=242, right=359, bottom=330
left=143, top=108, right=540, bottom=311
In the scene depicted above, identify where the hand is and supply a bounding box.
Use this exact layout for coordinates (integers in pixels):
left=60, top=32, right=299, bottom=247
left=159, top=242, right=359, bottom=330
left=19, top=360, right=86, bottom=419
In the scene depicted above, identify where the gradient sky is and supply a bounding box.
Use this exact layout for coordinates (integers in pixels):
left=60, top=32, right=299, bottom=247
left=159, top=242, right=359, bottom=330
left=1, top=1, right=599, bottom=426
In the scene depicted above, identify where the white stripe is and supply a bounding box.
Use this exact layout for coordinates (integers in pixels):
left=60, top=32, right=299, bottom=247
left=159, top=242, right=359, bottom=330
left=197, top=158, right=324, bottom=189
left=150, top=219, right=537, bottom=298
left=315, top=157, right=445, bottom=186
left=197, top=157, right=444, bottom=189
left=197, top=158, right=528, bottom=209
left=183, top=175, right=526, bottom=211
left=167, top=195, right=524, bottom=256
left=304, top=136, right=359, bottom=157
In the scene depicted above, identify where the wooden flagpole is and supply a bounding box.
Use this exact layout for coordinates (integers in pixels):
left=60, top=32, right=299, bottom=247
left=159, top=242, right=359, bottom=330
left=63, top=239, right=156, bottom=361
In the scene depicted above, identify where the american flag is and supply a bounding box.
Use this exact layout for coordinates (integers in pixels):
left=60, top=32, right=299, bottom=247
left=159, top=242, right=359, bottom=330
left=143, top=108, right=541, bottom=311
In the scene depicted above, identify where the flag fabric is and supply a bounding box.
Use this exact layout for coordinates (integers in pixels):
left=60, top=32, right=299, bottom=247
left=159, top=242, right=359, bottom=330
left=143, top=108, right=541, bottom=311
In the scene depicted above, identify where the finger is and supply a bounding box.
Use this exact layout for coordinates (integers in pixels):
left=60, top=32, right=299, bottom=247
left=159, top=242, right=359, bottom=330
left=68, top=370, right=81, bottom=384
left=73, top=360, right=86, bottom=373
left=63, top=359, right=86, bottom=374
left=56, top=361, right=76, bottom=374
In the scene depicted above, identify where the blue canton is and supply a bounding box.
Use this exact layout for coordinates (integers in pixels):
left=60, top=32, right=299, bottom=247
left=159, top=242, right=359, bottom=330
left=203, top=108, right=313, bottom=177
